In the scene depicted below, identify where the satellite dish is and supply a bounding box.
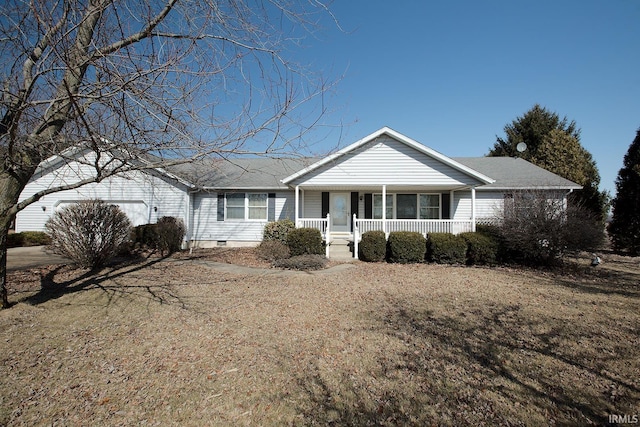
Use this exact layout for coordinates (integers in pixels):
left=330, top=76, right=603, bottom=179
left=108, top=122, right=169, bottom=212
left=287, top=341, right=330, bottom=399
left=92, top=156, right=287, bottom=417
left=516, top=142, right=527, bottom=153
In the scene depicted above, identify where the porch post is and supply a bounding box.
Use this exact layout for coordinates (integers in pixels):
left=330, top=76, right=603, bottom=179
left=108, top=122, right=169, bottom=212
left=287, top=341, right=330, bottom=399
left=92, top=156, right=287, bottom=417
left=382, top=184, right=387, bottom=236
left=471, top=187, right=476, bottom=232
left=295, top=185, right=300, bottom=227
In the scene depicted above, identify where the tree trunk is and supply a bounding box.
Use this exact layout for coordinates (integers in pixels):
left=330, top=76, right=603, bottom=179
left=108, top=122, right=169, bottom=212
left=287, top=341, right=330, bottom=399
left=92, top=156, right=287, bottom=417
left=0, top=222, right=9, bottom=308
left=0, top=171, right=28, bottom=309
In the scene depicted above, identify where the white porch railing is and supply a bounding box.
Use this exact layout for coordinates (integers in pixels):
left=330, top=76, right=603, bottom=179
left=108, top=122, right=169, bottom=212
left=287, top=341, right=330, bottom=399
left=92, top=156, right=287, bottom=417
left=352, top=217, right=475, bottom=260
left=296, top=215, right=476, bottom=259
left=354, top=219, right=475, bottom=236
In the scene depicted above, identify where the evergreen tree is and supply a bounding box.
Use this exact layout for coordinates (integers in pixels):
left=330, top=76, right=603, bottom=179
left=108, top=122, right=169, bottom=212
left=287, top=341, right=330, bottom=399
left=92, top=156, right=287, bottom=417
left=609, top=128, right=640, bottom=255
left=489, top=105, right=609, bottom=221
left=489, top=104, right=579, bottom=159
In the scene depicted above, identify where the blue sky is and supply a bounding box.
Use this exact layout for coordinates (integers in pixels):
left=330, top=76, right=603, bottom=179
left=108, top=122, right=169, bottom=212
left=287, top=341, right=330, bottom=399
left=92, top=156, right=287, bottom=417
left=297, top=0, right=639, bottom=195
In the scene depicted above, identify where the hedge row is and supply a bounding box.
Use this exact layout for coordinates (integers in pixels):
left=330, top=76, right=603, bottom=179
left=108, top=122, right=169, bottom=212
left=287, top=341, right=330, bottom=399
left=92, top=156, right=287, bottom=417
left=358, top=231, right=499, bottom=265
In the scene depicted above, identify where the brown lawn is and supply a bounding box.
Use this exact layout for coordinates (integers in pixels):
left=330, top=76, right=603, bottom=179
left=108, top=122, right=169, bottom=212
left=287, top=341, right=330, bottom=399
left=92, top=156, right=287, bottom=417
left=1, top=249, right=639, bottom=426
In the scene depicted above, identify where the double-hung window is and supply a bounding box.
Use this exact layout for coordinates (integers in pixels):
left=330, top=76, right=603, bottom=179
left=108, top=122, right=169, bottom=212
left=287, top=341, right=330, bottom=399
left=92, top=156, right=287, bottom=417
left=372, top=193, right=441, bottom=219
left=373, top=194, right=394, bottom=219
left=419, top=194, right=440, bottom=219
left=225, top=193, right=268, bottom=220
left=247, top=193, right=268, bottom=220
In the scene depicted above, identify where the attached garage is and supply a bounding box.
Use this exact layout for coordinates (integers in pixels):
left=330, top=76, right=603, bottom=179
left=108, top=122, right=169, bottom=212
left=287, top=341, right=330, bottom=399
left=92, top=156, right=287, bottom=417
left=54, top=200, right=151, bottom=227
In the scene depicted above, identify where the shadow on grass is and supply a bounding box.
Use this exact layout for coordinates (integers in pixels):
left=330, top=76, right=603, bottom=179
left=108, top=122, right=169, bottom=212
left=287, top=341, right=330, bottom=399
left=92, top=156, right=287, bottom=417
left=296, top=299, right=639, bottom=426
left=554, top=265, right=640, bottom=298
left=18, top=253, right=187, bottom=308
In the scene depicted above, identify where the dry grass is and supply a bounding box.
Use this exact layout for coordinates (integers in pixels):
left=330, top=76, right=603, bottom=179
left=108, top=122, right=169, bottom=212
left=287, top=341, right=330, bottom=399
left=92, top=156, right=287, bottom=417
left=1, top=249, right=639, bottom=426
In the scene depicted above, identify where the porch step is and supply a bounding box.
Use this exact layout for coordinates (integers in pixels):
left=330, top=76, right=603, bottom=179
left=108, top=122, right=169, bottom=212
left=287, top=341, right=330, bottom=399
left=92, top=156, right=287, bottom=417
left=328, top=238, right=354, bottom=260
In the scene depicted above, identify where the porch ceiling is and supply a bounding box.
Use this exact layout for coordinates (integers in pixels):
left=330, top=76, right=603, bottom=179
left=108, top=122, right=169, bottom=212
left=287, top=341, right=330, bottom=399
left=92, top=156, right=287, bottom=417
left=294, top=184, right=471, bottom=192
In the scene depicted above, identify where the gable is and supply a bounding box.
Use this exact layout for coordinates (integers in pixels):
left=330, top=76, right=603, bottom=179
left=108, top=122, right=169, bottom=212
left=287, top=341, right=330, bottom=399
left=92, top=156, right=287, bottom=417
left=286, top=134, right=488, bottom=189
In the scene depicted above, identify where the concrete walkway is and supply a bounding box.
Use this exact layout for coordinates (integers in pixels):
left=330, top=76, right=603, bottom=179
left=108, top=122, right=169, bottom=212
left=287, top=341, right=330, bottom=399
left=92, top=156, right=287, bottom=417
left=6, top=246, right=70, bottom=271
left=6, top=246, right=356, bottom=276
left=175, top=258, right=356, bottom=277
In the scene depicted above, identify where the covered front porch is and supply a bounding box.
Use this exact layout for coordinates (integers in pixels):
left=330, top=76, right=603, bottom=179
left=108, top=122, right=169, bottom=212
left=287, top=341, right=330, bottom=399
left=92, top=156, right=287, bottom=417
left=293, top=186, right=479, bottom=259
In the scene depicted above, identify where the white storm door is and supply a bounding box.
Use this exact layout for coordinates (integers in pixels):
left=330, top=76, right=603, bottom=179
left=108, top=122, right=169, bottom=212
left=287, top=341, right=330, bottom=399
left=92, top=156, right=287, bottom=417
left=330, top=192, right=350, bottom=233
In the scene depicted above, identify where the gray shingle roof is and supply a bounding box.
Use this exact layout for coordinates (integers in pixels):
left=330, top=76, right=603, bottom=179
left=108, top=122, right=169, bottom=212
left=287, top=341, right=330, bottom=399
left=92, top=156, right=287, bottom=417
left=453, top=157, right=582, bottom=190
left=165, top=155, right=580, bottom=191
left=167, top=157, right=317, bottom=189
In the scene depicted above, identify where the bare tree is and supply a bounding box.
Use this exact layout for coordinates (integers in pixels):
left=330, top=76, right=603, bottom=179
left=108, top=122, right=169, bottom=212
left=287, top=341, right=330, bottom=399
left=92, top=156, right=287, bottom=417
left=0, top=0, right=338, bottom=308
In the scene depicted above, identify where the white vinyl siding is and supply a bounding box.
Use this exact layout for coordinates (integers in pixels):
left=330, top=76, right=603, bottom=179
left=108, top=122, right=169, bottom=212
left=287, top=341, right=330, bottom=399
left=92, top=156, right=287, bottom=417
left=192, top=191, right=294, bottom=243
left=290, top=135, right=483, bottom=187
left=303, top=191, right=323, bottom=218
left=16, top=159, right=189, bottom=232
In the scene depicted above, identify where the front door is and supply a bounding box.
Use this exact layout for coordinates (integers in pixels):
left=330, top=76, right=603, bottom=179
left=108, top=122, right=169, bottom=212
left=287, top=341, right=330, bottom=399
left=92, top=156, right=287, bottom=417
left=330, top=192, right=350, bottom=233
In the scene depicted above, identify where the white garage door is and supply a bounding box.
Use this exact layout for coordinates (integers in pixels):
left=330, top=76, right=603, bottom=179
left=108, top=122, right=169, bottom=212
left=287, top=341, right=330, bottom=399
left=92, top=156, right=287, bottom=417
left=55, top=200, right=150, bottom=226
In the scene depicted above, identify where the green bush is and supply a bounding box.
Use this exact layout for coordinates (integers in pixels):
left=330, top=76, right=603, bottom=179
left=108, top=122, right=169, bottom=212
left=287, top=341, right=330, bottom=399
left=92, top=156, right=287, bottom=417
left=460, top=232, right=498, bottom=265
left=132, top=224, right=158, bottom=248
left=426, top=233, right=467, bottom=264
left=256, top=240, right=291, bottom=261
left=155, top=216, right=186, bottom=255
left=132, top=217, right=185, bottom=255
left=263, top=219, right=295, bottom=244
left=45, top=200, right=132, bottom=269
left=387, top=231, right=426, bottom=263
left=7, top=231, right=52, bottom=248
left=359, top=230, right=387, bottom=262
left=476, top=224, right=508, bottom=262
left=273, top=254, right=327, bottom=271
left=286, top=227, right=324, bottom=257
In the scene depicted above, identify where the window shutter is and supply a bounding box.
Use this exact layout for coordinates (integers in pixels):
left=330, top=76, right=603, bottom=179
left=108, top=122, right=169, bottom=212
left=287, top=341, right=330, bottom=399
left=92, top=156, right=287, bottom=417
left=268, top=193, right=276, bottom=221
left=350, top=192, right=359, bottom=232
left=441, top=193, right=451, bottom=219
left=217, top=193, right=225, bottom=221
left=321, top=192, right=329, bottom=217
left=364, top=193, right=373, bottom=219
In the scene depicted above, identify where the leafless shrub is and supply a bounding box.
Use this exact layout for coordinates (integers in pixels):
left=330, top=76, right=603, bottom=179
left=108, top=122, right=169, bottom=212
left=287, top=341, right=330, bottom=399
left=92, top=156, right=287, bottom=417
left=498, top=190, right=604, bottom=266
left=256, top=240, right=291, bottom=262
left=45, top=200, right=132, bottom=269
left=273, top=254, right=327, bottom=271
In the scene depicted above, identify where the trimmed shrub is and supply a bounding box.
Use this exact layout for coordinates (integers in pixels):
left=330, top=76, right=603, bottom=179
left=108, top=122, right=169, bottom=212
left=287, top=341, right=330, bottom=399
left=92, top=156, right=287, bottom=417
left=155, top=216, right=186, bottom=255
left=287, top=227, right=324, bottom=257
left=273, top=254, right=327, bottom=271
left=426, top=233, right=467, bottom=264
left=460, top=232, right=498, bottom=265
left=359, top=230, right=387, bottom=262
left=7, top=231, right=51, bottom=248
left=263, top=219, right=295, bottom=244
left=387, top=231, right=426, bottom=264
left=476, top=224, right=508, bottom=262
left=132, top=217, right=185, bottom=255
left=256, top=240, right=291, bottom=261
left=45, top=200, right=132, bottom=269
left=132, top=223, right=159, bottom=249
